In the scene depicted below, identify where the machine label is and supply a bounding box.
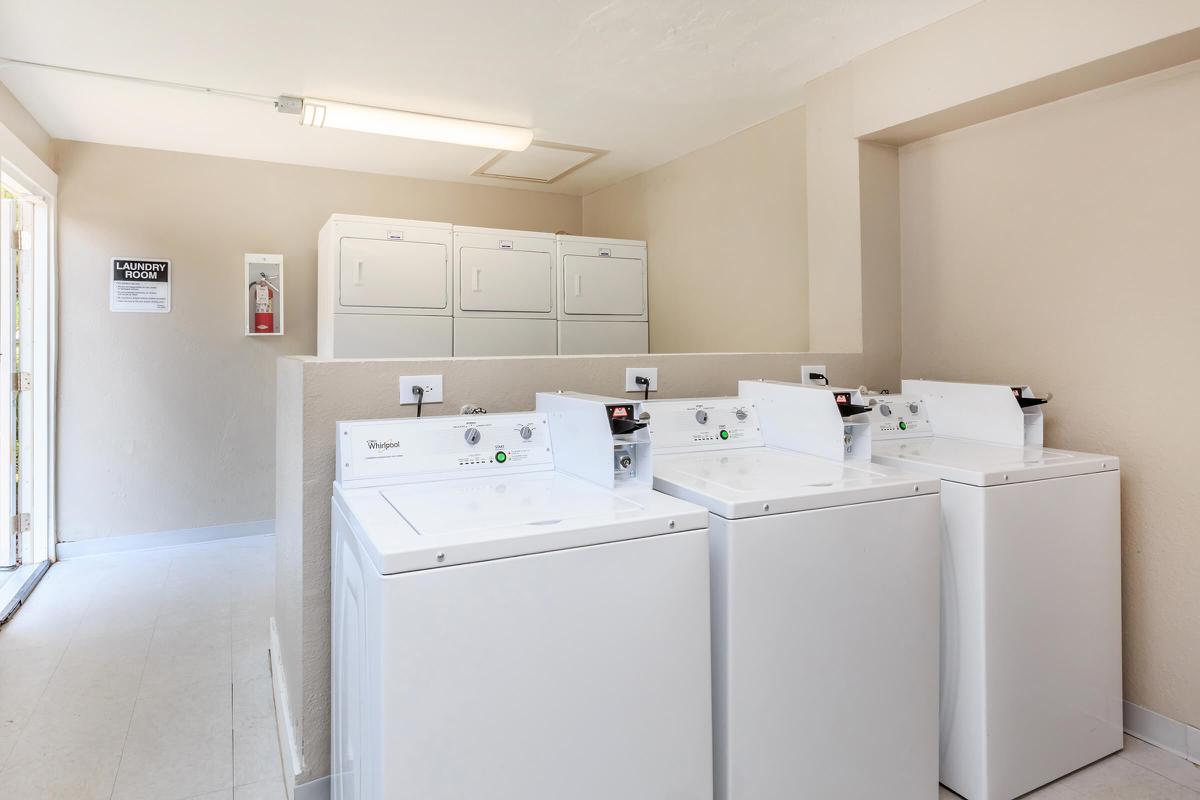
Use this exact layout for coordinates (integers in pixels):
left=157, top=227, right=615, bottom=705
left=111, top=258, right=171, bottom=313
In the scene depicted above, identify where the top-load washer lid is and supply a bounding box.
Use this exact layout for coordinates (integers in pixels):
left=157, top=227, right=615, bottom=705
left=652, top=447, right=938, bottom=520
left=335, top=471, right=707, bottom=575
left=872, top=436, right=1118, bottom=487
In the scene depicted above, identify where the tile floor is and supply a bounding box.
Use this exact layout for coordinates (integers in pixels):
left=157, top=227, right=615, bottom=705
left=0, top=535, right=282, bottom=800
left=3, top=534, right=1200, bottom=799
left=940, top=740, right=1200, bottom=799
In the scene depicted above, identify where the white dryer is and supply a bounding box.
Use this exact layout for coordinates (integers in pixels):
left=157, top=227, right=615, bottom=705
left=645, top=382, right=942, bottom=800
left=556, top=235, right=648, bottom=354
left=868, top=380, right=1122, bottom=800
left=317, top=215, right=453, bottom=357
left=452, top=226, right=557, bottom=356
left=332, top=404, right=713, bottom=800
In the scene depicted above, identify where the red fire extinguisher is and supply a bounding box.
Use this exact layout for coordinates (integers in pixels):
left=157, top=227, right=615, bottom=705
left=250, top=272, right=279, bottom=333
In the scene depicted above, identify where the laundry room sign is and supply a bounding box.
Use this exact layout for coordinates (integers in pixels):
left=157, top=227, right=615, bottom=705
left=110, top=258, right=171, bottom=313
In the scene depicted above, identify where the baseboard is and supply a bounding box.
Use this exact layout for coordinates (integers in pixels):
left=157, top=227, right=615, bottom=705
left=56, top=519, right=273, bottom=559
left=270, top=617, right=310, bottom=800
left=1124, top=700, right=1200, bottom=765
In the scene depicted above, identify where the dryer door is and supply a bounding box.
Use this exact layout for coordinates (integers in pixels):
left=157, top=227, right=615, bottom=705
left=562, top=254, right=646, bottom=316
left=339, top=237, right=449, bottom=310
left=458, top=247, right=553, bottom=313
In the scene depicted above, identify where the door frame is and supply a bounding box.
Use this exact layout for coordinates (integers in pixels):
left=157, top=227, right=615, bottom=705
left=0, top=127, right=57, bottom=568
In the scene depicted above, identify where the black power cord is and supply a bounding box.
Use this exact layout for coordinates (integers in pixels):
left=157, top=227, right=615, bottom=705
left=412, top=385, right=424, bottom=417
left=634, top=375, right=651, bottom=401
left=808, top=372, right=829, bottom=386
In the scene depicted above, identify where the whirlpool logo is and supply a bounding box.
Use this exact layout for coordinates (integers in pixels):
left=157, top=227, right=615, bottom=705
left=365, top=439, right=402, bottom=453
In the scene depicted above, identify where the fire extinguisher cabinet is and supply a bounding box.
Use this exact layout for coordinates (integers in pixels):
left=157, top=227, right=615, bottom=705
left=245, top=254, right=284, bottom=336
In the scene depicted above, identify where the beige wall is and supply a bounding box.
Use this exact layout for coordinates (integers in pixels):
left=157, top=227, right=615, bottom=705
left=582, top=108, right=809, bottom=353
left=56, top=141, right=581, bottom=542
left=900, top=61, right=1200, bottom=729
left=275, top=349, right=899, bottom=786
left=0, top=79, right=55, bottom=169
left=803, top=0, right=1200, bottom=353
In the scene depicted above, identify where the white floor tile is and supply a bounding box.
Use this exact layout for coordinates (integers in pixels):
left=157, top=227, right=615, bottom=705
left=1056, top=753, right=1200, bottom=798
left=1121, top=735, right=1200, bottom=792
left=111, top=675, right=234, bottom=800
left=233, top=712, right=283, bottom=786
left=0, top=739, right=125, bottom=800
left=234, top=676, right=275, bottom=729
left=185, top=791, right=233, bottom=800
left=139, top=616, right=232, bottom=695
left=0, top=644, right=60, bottom=770
left=234, top=777, right=286, bottom=800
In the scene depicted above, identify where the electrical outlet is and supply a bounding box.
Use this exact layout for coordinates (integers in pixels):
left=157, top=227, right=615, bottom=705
left=399, top=375, right=443, bottom=405
left=801, top=365, right=829, bottom=386
left=625, top=367, right=658, bottom=393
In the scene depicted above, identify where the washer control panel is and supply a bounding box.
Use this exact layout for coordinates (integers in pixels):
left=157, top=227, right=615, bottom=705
left=337, top=413, right=553, bottom=485
left=867, top=394, right=931, bottom=441
left=644, top=398, right=763, bottom=452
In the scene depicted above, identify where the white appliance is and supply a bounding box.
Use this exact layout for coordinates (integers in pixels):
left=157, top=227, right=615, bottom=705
left=452, top=226, right=557, bottom=356
left=332, top=404, right=713, bottom=800
left=556, top=235, right=648, bottom=354
left=643, top=382, right=942, bottom=800
left=868, top=380, right=1122, bottom=800
left=317, top=214, right=453, bottom=357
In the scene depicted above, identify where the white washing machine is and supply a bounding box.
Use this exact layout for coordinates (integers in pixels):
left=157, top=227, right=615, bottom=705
left=317, top=214, right=453, bottom=358
left=452, top=226, right=557, bottom=356
left=331, top=404, right=713, bottom=800
left=644, top=382, right=942, bottom=800
left=867, top=380, right=1122, bottom=800
left=556, top=235, right=648, bottom=354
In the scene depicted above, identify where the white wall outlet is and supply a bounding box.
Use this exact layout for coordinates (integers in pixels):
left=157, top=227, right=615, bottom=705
left=801, top=365, right=829, bottom=386
left=625, top=367, right=659, bottom=393
left=399, top=375, right=443, bottom=405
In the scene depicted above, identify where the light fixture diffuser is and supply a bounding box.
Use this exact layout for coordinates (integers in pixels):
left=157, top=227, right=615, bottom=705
left=295, top=97, right=533, bottom=152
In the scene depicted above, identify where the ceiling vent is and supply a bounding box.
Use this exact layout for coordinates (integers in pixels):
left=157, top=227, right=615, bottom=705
left=474, top=141, right=606, bottom=184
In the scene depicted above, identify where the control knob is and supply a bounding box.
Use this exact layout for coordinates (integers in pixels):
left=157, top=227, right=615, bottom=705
left=695, top=410, right=709, bottom=424
left=734, top=408, right=749, bottom=422
left=879, top=404, right=892, bottom=417
left=519, top=425, right=533, bottom=440
left=464, top=428, right=481, bottom=445
left=909, top=403, right=920, bottom=414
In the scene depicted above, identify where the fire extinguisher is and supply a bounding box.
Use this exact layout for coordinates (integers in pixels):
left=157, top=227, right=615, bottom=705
left=250, top=272, right=280, bottom=333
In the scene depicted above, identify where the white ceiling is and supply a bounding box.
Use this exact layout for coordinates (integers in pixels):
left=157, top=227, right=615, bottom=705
left=0, top=0, right=979, bottom=196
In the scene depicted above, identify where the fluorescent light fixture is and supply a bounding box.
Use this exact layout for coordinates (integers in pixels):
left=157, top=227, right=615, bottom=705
left=293, top=97, right=532, bottom=151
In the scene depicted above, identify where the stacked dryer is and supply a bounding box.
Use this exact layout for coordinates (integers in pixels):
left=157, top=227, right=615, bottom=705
left=318, top=218, right=650, bottom=357
left=452, top=226, right=557, bottom=356
left=317, top=215, right=454, bottom=357
left=556, top=235, right=648, bottom=354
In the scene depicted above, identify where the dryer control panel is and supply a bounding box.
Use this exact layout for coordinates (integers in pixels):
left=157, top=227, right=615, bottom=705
left=337, top=413, right=553, bottom=486
left=643, top=398, right=763, bottom=453
left=867, top=394, right=931, bottom=441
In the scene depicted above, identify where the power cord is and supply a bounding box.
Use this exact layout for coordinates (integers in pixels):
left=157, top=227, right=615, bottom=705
left=808, top=372, right=829, bottom=386
left=635, top=375, right=651, bottom=401
left=412, top=385, right=424, bottom=417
